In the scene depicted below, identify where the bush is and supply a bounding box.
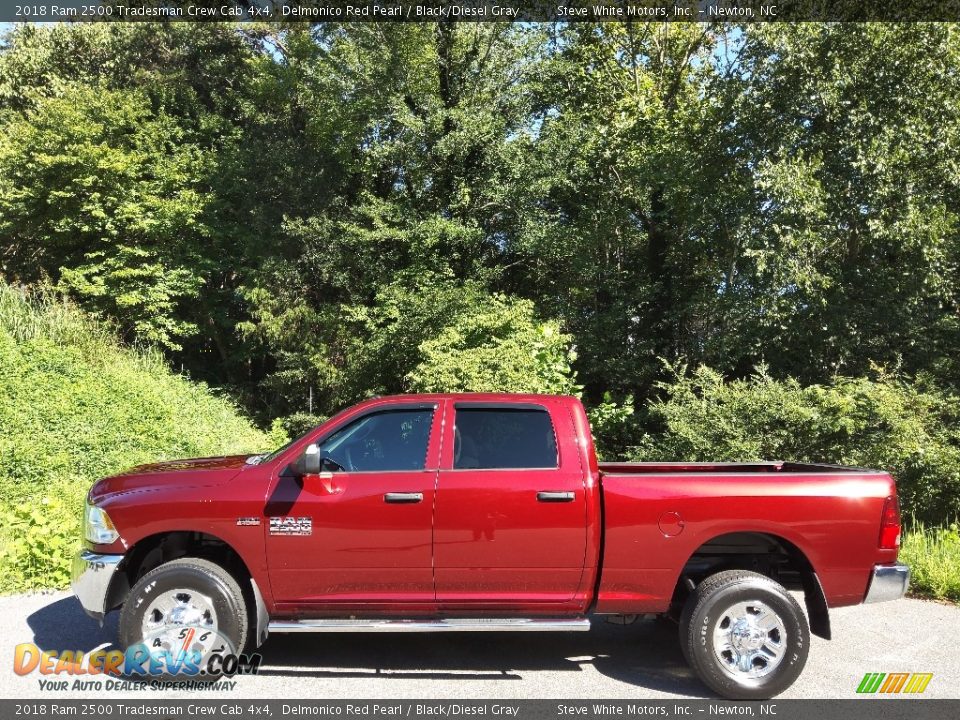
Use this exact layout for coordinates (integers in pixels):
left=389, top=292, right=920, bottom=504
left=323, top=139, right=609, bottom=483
left=408, top=292, right=579, bottom=396
left=0, top=284, right=270, bottom=591
left=587, top=393, right=637, bottom=460
left=900, top=523, right=960, bottom=602
left=0, top=496, right=75, bottom=590
left=631, top=364, right=960, bottom=525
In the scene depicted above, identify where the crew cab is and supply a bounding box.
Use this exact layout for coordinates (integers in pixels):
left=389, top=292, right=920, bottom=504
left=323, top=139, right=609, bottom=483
left=72, top=393, right=909, bottom=698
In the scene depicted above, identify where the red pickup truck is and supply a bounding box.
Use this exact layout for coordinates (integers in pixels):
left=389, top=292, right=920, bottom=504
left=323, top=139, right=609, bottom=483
left=72, top=393, right=909, bottom=699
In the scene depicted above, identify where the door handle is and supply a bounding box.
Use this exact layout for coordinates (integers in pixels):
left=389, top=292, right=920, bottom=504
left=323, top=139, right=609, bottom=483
left=384, top=492, right=423, bottom=504
left=537, top=491, right=575, bottom=503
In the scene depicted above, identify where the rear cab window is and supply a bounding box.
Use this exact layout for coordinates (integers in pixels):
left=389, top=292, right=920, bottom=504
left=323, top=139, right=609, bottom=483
left=453, top=406, right=558, bottom=470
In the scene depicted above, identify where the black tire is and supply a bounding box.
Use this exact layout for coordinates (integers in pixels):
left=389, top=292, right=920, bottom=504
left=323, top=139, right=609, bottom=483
left=119, top=558, right=249, bottom=676
left=679, top=570, right=809, bottom=700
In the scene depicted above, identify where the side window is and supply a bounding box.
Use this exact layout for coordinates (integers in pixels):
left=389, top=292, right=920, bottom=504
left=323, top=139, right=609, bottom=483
left=454, top=408, right=558, bottom=470
left=320, top=409, right=434, bottom=472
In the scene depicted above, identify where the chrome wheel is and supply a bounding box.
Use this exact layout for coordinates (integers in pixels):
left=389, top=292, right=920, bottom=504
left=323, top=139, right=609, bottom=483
left=140, top=587, right=220, bottom=656
left=712, top=600, right=787, bottom=680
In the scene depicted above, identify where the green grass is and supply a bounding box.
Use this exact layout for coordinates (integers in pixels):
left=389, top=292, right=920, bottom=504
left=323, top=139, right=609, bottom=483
left=900, top=523, right=960, bottom=602
left=0, top=283, right=272, bottom=592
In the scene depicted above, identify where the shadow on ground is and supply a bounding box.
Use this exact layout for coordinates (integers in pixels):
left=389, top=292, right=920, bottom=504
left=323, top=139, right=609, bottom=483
left=26, top=596, right=119, bottom=653
left=26, top=597, right=706, bottom=697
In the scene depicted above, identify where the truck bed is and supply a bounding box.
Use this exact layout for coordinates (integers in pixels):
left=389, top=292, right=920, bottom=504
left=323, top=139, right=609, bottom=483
left=593, top=459, right=897, bottom=614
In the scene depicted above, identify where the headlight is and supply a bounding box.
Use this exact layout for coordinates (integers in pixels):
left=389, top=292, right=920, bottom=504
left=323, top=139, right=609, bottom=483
left=84, top=500, right=119, bottom=545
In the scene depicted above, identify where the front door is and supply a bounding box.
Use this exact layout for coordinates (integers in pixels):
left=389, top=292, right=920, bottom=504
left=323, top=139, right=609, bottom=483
left=433, top=402, right=588, bottom=608
left=265, top=404, right=439, bottom=610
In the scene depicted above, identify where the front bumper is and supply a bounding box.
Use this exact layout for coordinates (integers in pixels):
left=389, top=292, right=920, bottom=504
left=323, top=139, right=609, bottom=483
left=863, top=563, right=911, bottom=603
left=71, top=549, right=124, bottom=622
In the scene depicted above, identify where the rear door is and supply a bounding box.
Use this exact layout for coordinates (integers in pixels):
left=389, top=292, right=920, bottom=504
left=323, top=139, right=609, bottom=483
left=433, top=401, right=588, bottom=607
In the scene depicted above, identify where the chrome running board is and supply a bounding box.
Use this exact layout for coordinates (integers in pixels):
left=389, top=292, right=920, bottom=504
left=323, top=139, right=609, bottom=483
left=268, top=617, right=591, bottom=633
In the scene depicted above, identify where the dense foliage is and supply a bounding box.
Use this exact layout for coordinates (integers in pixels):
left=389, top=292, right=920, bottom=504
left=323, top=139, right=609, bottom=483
left=2, top=23, right=960, bottom=530
left=0, top=284, right=272, bottom=590
left=901, top=523, right=960, bottom=601
left=632, top=366, right=960, bottom=524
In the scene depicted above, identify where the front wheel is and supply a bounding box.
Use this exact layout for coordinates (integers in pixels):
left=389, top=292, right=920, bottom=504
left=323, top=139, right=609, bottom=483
left=679, top=570, right=809, bottom=699
left=118, top=558, right=249, bottom=678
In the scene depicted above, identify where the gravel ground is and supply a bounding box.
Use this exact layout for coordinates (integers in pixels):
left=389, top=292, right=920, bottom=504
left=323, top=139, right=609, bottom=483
left=1, top=591, right=957, bottom=700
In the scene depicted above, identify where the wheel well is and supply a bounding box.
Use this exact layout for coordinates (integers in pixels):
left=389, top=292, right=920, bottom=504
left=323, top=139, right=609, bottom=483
left=106, top=532, right=254, bottom=615
left=671, top=532, right=831, bottom=640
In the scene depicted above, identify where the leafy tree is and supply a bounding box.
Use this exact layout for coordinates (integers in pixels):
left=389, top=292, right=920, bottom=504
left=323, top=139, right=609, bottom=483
left=0, top=86, right=209, bottom=348
left=408, top=293, right=578, bottom=395
left=507, top=23, right=748, bottom=405
left=232, top=23, right=559, bottom=419
left=242, top=270, right=578, bottom=417
left=722, top=24, right=960, bottom=385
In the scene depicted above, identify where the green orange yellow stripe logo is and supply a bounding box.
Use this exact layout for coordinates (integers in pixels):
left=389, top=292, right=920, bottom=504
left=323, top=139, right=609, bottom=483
left=857, top=672, right=933, bottom=694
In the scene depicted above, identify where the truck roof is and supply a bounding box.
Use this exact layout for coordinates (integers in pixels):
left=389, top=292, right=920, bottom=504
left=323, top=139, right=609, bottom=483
left=362, top=392, right=580, bottom=404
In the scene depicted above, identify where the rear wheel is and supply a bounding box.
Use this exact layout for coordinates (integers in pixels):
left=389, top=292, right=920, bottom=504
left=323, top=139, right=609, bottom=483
left=119, top=558, right=249, bottom=677
left=679, top=570, right=809, bottom=699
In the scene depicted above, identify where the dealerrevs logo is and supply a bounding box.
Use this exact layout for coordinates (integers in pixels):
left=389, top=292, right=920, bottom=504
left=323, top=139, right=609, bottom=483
left=856, top=672, right=934, bottom=694
left=14, top=625, right=261, bottom=688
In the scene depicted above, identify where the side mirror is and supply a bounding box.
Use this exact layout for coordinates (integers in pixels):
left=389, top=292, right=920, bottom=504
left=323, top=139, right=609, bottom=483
left=290, top=443, right=323, bottom=477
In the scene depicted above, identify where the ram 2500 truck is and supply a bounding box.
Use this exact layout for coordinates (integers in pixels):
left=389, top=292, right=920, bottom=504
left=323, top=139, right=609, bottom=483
left=72, top=393, right=909, bottom=699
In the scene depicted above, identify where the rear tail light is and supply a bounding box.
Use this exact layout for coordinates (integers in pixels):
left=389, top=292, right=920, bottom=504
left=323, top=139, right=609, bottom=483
left=879, top=495, right=901, bottom=549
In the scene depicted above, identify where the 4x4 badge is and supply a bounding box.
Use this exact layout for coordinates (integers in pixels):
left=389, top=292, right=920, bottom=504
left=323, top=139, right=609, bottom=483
left=236, top=517, right=260, bottom=526
left=269, top=516, right=312, bottom=536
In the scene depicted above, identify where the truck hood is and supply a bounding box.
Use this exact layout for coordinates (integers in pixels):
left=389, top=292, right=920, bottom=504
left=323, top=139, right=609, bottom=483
left=88, top=455, right=250, bottom=502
